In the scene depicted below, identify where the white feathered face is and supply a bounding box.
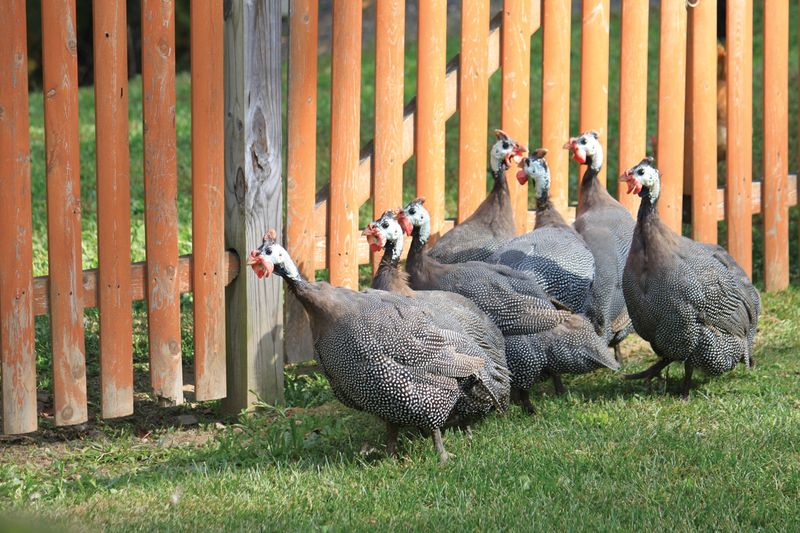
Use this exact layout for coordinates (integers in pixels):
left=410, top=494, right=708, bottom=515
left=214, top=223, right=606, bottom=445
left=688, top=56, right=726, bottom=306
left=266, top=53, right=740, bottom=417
left=362, top=210, right=403, bottom=254
left=397, top=198, right=429, bottom=234
left=516, top=148, right=550, bottom=199
left=563, top=131, right=602, bottom=168
left=490, top=129, right=527, bottom=173
left=248, top=229, right=289, bottom=279
left=621, top=157, right=661, bottom=202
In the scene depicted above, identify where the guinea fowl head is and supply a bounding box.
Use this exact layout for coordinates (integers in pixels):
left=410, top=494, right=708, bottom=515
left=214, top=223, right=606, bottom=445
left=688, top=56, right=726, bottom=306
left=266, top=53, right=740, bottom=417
left=362, top=209, right=405, bottom=262
left=516, top=148, right=550, bottom=199
left=397, top=198, right=431, bottom=244
left=490, top=129, right=527, bottom=173
left=563, top=131, right=603, bottom=171
left=247, top=229, right=299, bottom=280
left=621, top=156, right=660, bottom=203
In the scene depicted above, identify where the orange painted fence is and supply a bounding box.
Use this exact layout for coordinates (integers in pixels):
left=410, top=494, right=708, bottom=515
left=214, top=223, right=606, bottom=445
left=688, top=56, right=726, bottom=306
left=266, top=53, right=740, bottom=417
left=2, top=2, right=799, bottom=432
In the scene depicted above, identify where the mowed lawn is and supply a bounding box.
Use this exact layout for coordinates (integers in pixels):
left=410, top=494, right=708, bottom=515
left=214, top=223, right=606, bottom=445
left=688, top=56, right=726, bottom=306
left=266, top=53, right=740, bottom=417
left=4, top=3, right=800, bottom=531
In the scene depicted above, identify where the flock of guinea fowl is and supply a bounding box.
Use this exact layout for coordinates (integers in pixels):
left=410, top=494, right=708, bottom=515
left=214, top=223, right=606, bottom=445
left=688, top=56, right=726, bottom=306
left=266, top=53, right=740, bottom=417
left=247, top=129, right=760, bottom=464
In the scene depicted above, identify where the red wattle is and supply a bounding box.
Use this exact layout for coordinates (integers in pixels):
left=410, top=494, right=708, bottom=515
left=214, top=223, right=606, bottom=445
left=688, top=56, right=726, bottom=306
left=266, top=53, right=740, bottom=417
left=516, top=170, right=528, bottom=185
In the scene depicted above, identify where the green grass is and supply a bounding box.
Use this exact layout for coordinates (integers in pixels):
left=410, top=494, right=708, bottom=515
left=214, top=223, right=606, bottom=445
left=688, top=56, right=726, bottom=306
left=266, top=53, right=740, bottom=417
left=2, top=288, right=799, bottom=531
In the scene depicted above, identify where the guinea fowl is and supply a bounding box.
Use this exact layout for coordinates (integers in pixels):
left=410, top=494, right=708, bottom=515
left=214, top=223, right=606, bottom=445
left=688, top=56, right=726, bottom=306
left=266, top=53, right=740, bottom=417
left=426, top=129, right=527, bottom=264
left=486, top=148, right=595, bottom=315
left=248, top=230, right=508, bottom=464
left=620, top=159, right=760, bottom=398
left=564, top=131, right=636, bottom=359
left=398, top=199, right=619, bottom=411
left=363, top=210, right=511, bottom=417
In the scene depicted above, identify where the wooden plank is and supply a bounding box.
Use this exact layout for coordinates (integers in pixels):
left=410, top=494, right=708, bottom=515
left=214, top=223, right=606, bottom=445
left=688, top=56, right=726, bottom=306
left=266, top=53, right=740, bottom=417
left=725, top=0, right=753, bottom=276
left=541, top=0, right=572, bottom=214
left=41, top=0, right=88, bottom=427
left=0, top=0, right=37, bottom=435
left=328, top=0, right=362, bottom=288
left=92, top=0, right=134, bottom=419
left=190, top=0, right=226, bottom=401
left=457, top=0, right=490, bottom=223
left=373, top=0, right=405, bottom=262
left=141, top=0, right=182, bottom=405
left=416, top=0, right=447, bottom=238
left=32, top=253, right=240, bottom=317
left=578, top=0, right=610, bottom=188
left=689, top=0, right=719, bottom=244
left=714, top=176, right=797, bottom=219
left=502, top=0, right=532, bottom=234
left=285, top=0, right=318, bottom=364
left=762, top=0, right=789, bottom=291
left=655, top=0, right=688, bottom=232
left=223, top=0, right=284, bottom=411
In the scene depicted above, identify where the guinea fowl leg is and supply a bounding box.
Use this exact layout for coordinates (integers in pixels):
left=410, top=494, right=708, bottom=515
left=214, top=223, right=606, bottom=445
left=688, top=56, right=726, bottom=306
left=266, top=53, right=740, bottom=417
left=613, top=344, right=622, bottom=363
left=432, top=428, right=449, bottom=465
left=551, top=374, right=566, bottom=396
left=386, top=422, right=399, bottom=457
left=517, top=388, right=536, bottom=415
left=623, top=359, right=671, bottom=383
left=681, top=362, right=694, bottom=400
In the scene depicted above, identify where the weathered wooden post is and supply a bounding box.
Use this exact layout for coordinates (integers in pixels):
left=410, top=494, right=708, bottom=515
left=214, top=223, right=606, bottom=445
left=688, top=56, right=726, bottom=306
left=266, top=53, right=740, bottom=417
left=223, top=0, right=284, bottom=411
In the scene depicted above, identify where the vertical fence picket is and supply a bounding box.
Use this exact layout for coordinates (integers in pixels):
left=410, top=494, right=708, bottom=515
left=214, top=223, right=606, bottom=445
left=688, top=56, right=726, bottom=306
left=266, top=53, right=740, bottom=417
left=542, top=0, right=571, bottom=214
left=458, top=0, right=489, bottom=223
left=0, top=0, right=37, bottom=435
left=286, top=0, right=318, bottom=362
left=191, top=0, right=226, bottom=400
left=689, top=0, right=719, bottom=244
left=142, top=0, right=182, bottom=404
left=578, top=0, right=610, bottom=189
left=501, top=0, right=531, bottom=234
left=328, top=0, right=362, bottom=289
left=93, top=0, right=133, bottom=418
left=416, top=0, right=447, bottom=238
left=617, top=0, right=648, bottom=216
left=762, top=0, right=789, bottom=290
left=726, top=0, right=753, bottom=276
left=41, top=0, right=88, bottom=426
left=656, top=0, right=688, bottom=233
left=374, top=0, right=405, bottom=259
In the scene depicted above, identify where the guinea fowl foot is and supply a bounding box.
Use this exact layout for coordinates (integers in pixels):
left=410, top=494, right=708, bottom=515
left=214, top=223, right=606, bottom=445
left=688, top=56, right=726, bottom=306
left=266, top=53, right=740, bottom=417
left=551, top=374, right=566, bottom=396
left=386, top=422, right=399, bottom=458
left=681, top=362, right=694, bottom=400
left=432, top=428, right=449, bottom=465
left=623, top=359, right=672, bottom=383
left=515, top=388, right=536, bottom=415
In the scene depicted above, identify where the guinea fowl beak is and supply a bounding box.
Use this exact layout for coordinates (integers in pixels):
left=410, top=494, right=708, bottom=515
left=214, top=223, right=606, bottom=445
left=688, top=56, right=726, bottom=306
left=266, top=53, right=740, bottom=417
left=504, top=142, right=527, bottom=168
left=362, top=223, right=386, bottom=252
left=247, top=249, right=274, bottom=279
left=621, top=170, right=642, bottom=195
left=563, top=138, right=586, bottom=164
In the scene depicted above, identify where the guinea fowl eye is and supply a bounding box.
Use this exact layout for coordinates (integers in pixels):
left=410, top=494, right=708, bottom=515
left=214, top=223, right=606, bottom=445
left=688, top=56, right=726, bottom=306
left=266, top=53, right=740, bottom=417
left=502, top=141, right=510, bottom=149
left=408, top=207, right=416, bottom=215
left=265, top=247, right=273, bottom=255
left=637, top=168, right=645, bottom=176
left=381, top=221, right=389, bottom=229
left=580, top=138, right=587, bottom=145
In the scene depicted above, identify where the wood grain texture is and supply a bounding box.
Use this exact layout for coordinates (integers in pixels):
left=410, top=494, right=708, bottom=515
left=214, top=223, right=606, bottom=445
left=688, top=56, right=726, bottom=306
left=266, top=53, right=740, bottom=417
left=617, top=0, right=648, bottom=217
left=32, top=253, right=240, bottom=317
left=578, top=0, right=610, bottom=188
left=328, top=0, right=362, bottom=288
left=191, top=0, right=226, bottom=400
left=142, top=0, right=182, bottom=405
left=416, top=0, right=447, bottom=239
left=41, top=0, right=88, bottom=427
left=223, top=0, right=284, bottom=411
left=725, top=0, right=753, bottom=276
left=285, top=0, right=318, bottom=364
left=655, top=0, right=687, bottom=232
left=502, top=0, right=532, bottom=234
left=0, top=0, right=37, bottom=435
left=541, top=0, right=571, bottom=214
left=762, top=0, right=789, bottom=291
left=373, top=0, right=405, bottom=260
left=92, top=0, right=134, bottom=419
left=689, top=0, right=718, bottom=244
left=457, top=0, right=489, bottom=223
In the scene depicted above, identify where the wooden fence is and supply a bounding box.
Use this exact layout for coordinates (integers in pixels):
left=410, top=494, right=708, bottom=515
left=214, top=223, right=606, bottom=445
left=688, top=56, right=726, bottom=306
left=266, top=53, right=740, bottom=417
left=1, top=1, right=797, bottom=434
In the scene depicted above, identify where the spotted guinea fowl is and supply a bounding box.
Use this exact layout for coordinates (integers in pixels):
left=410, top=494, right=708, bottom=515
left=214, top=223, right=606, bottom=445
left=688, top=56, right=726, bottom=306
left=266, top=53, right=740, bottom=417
left=247, top=230, right=507, bottom=464
left=486, top=148, right=595, bottom=315
left=398, top=199, right=618, bottom=411
left=363, top=210, right=511, bottom=417
left=425, top=129, right=526, bottom=264
left=564, top=131, right=636, bottom=359
left=620, top=158, right=760, bottom=398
